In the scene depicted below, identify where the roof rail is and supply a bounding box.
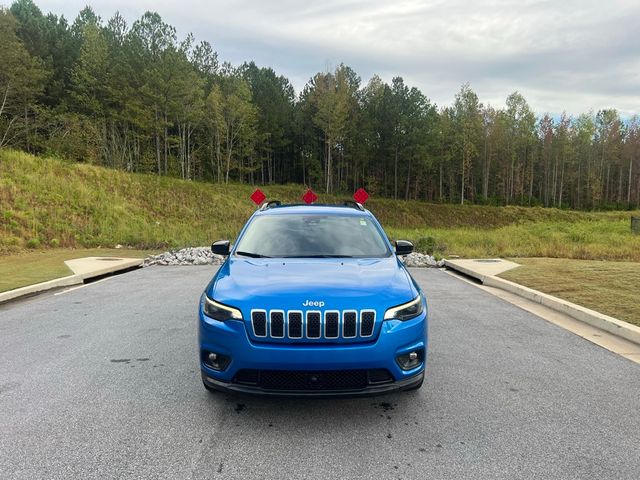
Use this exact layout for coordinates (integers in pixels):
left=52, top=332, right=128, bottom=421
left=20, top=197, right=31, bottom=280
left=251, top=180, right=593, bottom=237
left=259, top=200, right=365, bottom=211
left=259, top=200, right=281, bottom=211
left=341, top=200, right=365, bottom=211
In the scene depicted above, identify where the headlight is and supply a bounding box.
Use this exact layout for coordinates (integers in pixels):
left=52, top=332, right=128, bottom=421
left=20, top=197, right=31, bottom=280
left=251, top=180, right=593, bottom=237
left=203, top=296, right=243, bottom=321
left=384, top=295, right=424, bottom=321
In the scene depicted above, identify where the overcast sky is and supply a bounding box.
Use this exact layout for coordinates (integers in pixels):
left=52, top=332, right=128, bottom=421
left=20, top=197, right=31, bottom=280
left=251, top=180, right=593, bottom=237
left=34, top=0, right=640, bottom=116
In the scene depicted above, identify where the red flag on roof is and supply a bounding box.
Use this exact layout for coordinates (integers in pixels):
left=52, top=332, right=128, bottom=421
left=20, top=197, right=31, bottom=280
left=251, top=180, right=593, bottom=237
left=302, top=189, right=318, bottom=204
left=353, top=188, right=369, bottom=204
left=250, top=188, right=266, bottom=205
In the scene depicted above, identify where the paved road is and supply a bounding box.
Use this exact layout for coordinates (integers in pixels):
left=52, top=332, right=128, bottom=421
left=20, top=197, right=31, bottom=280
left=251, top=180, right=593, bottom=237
left=1, top=267, right=639, bottom=479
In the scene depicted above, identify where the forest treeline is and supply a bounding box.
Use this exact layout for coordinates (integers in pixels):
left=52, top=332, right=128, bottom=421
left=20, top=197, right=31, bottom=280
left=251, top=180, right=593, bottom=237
left=1, top=1, right=639, bottom=209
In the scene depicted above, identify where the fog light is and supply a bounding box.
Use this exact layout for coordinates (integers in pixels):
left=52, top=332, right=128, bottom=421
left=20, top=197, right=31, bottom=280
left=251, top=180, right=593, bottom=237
left=202, top=350, right=231, bottom=371
left=396, top=350, right=423, bottom=370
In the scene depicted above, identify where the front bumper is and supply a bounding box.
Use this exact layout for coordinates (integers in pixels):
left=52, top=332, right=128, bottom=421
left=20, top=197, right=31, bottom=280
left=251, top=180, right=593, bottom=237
left=198, top=309, right=427, bottom=396
left=201, top=370, right=424, bottom=397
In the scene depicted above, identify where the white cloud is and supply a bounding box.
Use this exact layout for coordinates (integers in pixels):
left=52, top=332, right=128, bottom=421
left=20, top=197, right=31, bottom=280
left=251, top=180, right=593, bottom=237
left=33, top=0, right=640, bottom=115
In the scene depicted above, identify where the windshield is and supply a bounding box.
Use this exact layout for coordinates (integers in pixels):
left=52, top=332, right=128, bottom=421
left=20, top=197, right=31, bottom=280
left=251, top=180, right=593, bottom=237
left=234, top=213, right=391, bottom=258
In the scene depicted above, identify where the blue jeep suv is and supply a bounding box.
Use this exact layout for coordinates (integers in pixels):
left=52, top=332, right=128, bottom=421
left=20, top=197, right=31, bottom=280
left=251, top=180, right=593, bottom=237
left=198, top=201, right=427, bottom=396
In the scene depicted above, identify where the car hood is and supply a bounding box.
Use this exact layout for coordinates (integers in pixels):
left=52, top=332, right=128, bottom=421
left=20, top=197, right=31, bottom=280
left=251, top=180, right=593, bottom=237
left=207, top=256, right=418, bottom=314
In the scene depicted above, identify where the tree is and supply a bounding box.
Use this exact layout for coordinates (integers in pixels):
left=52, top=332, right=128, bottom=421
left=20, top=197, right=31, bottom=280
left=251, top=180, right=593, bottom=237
left=595, top=109, right=623, bottom=205
left=241, top=62, right=295, bottom=184
left=624, top=116, right=640, bottom=207
left=453, top=84, right=483, bottom=204
left=206, top=75, right=257, bottom=183
left=0, top=8, right=46, bottom=148
left=308, top=65, right=358, bottom=193
left=70, top=23, right=108, bottom=117
left=11, top=0, right=77, bottom=108
left=504, top=92, right=536, bottom=204
left=5, top=2, right=640, bottom=210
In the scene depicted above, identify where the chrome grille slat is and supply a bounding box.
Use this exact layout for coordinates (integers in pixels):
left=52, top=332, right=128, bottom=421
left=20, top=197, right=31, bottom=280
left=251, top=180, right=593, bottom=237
left=250, top=309, right=377, bottom=341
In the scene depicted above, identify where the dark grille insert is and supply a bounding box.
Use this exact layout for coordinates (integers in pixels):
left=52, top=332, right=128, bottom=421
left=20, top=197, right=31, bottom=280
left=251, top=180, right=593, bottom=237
left=368, top=368, right=393, bottom=384
left=252, top=310, right=267, bottom=337
left=232, top=369, right=393, bottom=390
left=360, top=311, right=375, bottom=336
left=288, top=312, right=302, bottom=338
left=237, top=369, right=369, bottom=391
left=343, top=311, right=357, bottom=337
left=325, top=311, right=339, bottom=338
left=270, top=311, right=284, bottom=337
left=234, top=369, right=259, bottom=385
left=307, top=312, right=321, bottom=338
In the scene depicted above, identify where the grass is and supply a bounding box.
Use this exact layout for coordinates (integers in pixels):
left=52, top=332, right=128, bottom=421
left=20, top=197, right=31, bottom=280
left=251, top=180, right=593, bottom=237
left=1, top=148, right=639, bottom=261
left=2, top=149, right=639, bottom=319
left=388, top=218, right=640, bottom=262
left=0, top=248, right=150, bottom=292
left=499, top=258, right=640, bottom=327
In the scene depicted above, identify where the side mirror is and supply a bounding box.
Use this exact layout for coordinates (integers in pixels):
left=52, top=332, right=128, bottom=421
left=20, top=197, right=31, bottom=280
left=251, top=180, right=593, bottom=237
left=395, top=240, right=414, bottom=256
left=211, top=240, right=231, bottom=256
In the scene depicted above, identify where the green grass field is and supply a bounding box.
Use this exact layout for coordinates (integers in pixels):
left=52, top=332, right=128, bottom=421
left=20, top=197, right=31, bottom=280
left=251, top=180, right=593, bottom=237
left=2, top=149, right=639, bottom=261
left=499, top=258, right=640, bottom=327
left=0, top=248, right=150, bottom=292
left=2, top=150, right=639, bottom=325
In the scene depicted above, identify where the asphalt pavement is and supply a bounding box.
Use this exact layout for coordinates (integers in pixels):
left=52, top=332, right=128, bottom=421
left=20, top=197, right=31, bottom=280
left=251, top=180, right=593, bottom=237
left=1, top=266, right=639, bottom=479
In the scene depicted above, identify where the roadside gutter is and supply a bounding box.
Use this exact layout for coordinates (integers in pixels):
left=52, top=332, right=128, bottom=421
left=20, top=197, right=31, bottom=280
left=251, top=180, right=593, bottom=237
left=0, top=257, right=142, bottom=304
left=444, top=258, right=640, bottom=347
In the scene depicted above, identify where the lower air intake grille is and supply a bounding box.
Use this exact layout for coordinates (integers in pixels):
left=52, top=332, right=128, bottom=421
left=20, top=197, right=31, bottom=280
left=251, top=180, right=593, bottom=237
left=233, top=369, right=390, bottom=391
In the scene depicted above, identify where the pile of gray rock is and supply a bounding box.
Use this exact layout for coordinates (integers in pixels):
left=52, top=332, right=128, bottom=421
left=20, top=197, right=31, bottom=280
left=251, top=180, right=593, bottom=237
left=401, top=252, right=446, bottom=268
left=144, top=246, right=445, bottom=268
left=143, top=247, right=224, bottom=267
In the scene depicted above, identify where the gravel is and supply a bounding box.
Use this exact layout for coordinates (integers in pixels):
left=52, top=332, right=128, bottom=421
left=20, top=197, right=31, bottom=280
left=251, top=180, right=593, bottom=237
left=143, top=247, right=225, bottom=266
left=144, top=247, right=445, bottom=268
left=401, top=252, right=446, bottom=268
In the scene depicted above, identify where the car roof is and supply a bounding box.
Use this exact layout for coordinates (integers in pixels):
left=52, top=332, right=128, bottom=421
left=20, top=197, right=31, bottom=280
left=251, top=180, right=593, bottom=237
left=253, top=204, right=373, bottom=217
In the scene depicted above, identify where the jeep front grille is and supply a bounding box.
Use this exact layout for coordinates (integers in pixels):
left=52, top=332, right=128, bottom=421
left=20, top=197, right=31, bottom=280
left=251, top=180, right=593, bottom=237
left=251, top=309, right=377, bottom=341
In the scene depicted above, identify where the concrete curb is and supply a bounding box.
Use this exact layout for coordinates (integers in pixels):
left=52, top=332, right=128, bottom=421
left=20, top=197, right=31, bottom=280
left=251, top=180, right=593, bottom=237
left=0, top=257, right=143, bottom=305
left=0, top=275, right=82, bottom=303
left=64, top=257, right=143, bottom=280
left=445, top=259, right=640, bottom=346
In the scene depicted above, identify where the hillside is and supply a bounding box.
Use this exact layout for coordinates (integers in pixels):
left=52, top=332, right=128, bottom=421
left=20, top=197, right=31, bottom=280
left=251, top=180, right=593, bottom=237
left=1, top=149, right=639, bottom=260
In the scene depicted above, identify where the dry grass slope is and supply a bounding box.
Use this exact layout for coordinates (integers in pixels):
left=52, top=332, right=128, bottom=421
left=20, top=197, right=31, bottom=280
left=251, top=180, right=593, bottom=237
left=1, top=149, right=639, bottom=260
left=500, top=258, right=640, bottom=327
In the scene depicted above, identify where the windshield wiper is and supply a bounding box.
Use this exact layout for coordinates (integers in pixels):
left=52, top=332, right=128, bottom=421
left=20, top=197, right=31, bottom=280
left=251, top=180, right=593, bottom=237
left=235, top=251, right=271, bottom=258
left=282, top=254, right=355, bottom=258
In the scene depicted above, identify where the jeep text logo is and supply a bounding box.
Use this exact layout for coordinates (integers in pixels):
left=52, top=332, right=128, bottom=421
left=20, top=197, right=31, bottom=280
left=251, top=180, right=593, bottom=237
left=302, top=300, right=325, bottom=308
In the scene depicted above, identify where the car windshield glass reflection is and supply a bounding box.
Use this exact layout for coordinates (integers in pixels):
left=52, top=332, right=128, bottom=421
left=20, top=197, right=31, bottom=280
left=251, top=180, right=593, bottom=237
left=234, top=214, right=390, bottom=258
